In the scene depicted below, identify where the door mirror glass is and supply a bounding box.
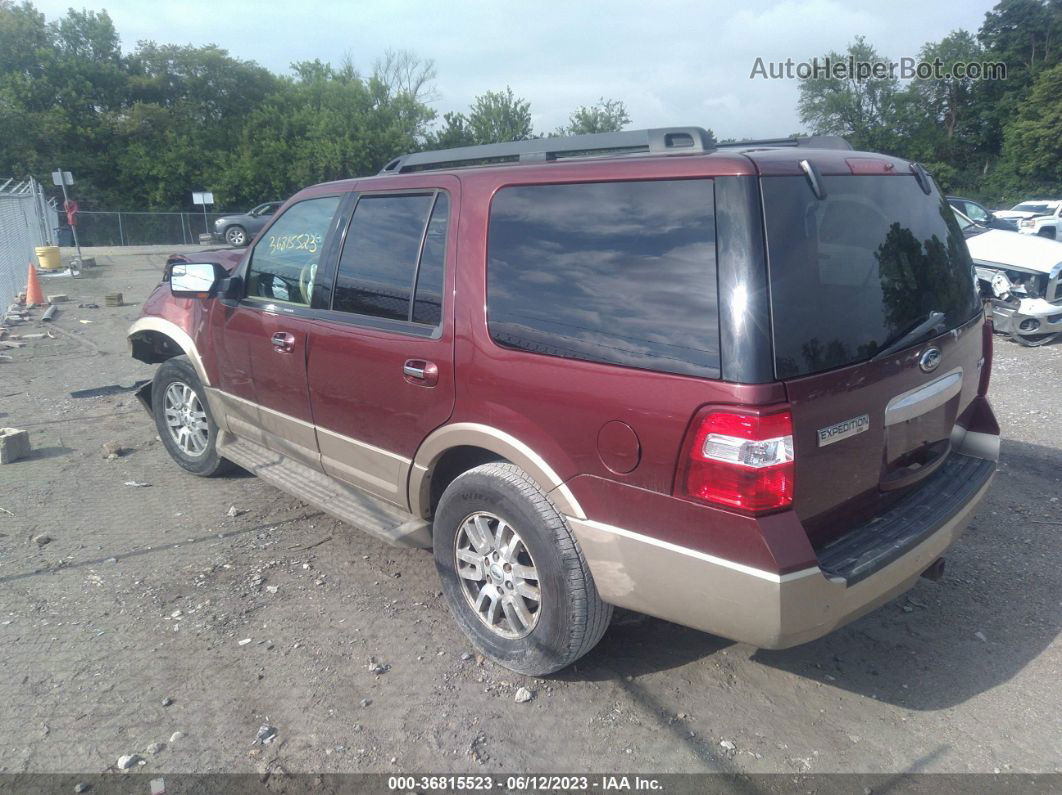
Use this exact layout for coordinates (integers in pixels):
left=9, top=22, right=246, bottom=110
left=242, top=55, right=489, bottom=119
left=170, top=262, right=221, bottom=297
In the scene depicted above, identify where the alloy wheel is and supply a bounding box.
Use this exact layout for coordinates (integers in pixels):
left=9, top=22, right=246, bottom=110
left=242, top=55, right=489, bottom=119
left=454, top=511, right=541, bottom=639
left=163, top=381, right=209, bottom=457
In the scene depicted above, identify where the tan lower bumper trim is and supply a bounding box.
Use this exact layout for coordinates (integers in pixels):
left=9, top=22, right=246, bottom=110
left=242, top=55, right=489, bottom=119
left=567, top=469, right=993, bottom=649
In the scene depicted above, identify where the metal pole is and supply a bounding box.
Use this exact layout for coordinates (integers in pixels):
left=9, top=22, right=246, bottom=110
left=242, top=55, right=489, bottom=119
left=117, top=212, right=125, bottom=246
left=56, top=167, right=84, bottom=268
left=202, top=203, right=209, bottom=236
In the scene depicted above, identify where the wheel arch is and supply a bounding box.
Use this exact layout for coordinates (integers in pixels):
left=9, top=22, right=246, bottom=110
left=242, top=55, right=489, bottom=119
left=128, top=317, right=211, bottom=387
left=409, top=423, right=585, bottom=521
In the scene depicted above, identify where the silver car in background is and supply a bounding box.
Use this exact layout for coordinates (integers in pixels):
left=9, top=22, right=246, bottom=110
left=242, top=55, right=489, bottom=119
left=213, top=201, right=283, bottom=246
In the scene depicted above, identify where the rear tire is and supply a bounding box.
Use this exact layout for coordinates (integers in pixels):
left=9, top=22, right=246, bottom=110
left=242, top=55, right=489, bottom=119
left=152, top=356, right=233, bottom=477
left=433, top=463, right=612, bottom=675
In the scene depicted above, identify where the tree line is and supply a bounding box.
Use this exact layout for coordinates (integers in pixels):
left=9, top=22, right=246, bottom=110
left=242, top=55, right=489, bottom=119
left=2, top=0, right=1060, bottom=212
left=798, top=0, right=1062, bottom=203
left=0, top=1, right=630, bottom=211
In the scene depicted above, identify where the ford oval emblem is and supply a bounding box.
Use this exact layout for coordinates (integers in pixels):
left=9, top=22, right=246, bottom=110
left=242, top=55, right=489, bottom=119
left=919, top=347, right=942, bottom=373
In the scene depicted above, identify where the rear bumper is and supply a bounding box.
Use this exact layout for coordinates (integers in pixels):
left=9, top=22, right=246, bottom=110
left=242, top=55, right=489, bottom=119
left=569, top=439, right=997, bottom=649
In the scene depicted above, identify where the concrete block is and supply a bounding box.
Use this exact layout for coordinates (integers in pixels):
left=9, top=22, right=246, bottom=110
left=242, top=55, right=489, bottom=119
left=47, top=294, right=69, bottom=303
left=0, top=428, right=30, bottom=464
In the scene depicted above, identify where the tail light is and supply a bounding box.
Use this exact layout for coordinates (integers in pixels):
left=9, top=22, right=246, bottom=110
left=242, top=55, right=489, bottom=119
left=679, top=408, right=795, bottom=514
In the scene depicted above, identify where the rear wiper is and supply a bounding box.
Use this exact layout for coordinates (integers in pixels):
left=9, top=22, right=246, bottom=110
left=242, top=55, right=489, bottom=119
left=872, top=311, right=946, bottom=360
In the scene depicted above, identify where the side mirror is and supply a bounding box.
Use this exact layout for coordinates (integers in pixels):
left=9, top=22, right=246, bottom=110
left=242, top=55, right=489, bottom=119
left=169, top=262, right=230, bottom=298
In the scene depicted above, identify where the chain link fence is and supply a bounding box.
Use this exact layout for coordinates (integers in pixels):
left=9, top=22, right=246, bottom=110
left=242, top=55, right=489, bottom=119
left=0, top=177, right=58, bottom=310
left=74, top=211, right=230, bottom=247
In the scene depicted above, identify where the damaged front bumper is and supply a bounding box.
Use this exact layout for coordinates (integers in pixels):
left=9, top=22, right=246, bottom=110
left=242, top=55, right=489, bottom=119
left=989, top=296, right=1062, bottom=336
left=976, top=262, right=1062, bottom=341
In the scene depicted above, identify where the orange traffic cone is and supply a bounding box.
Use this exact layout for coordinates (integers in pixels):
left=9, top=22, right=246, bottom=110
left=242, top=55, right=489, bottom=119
left=25, top=262, right=45, bottom=307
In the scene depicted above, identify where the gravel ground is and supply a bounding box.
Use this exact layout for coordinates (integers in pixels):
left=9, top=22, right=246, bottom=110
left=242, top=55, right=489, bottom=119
left=0, top=247, right=1059, bottom=777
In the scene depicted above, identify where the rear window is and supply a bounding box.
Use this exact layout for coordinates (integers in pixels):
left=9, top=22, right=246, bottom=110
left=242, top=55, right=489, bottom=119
left=763, top=175, right=980, bottom=378
left=487, top=179, right=719, bottom=378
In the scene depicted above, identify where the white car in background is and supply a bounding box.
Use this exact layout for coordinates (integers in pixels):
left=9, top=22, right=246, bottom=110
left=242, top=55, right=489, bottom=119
left=993, top=199, right=1062, bottom=239
left=955, top=208, right=1062, bottom=346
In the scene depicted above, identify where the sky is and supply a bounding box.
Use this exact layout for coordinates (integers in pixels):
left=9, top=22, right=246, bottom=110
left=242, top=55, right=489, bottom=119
left=34, top=0, right=999, bottom=139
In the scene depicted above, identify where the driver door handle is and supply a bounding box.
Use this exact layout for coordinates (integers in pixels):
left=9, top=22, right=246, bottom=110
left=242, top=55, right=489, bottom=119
left=271, top=331, right=295, bottom=353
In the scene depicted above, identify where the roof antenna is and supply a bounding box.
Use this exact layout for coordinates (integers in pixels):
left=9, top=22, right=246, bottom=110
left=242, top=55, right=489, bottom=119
left=799, top=159, right=826, bottom=200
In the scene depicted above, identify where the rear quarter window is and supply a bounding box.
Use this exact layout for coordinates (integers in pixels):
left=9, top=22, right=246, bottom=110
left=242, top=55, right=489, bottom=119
left=486, top=179, right=719, bottom=378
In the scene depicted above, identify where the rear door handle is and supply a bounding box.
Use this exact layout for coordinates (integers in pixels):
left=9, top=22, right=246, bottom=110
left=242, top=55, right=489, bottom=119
left=271, top=331, right=295, bottom=353
left=403, top=359, right=439, bottom=386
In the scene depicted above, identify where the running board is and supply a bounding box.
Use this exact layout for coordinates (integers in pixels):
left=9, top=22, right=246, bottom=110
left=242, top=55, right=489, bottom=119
left=216, top=433, right=432, bottom=549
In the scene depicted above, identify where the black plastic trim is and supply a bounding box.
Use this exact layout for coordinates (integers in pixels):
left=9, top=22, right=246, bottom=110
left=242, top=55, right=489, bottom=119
left=817, top=452, right=995, bottom=585
left=715, top=175, right=775, bottom=383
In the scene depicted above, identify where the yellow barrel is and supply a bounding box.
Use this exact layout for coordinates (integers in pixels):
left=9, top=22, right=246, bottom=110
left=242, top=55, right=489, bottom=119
left=35, top=245, right=61, bottom=270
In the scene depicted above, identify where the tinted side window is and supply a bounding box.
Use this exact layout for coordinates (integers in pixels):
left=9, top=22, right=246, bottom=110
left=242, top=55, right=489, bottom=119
left=412, top=194, right=449, bottom=325
left=333, top=194, right=436, bottom=322
left=487, top=179, right=719, bottom=377
left=245, top=196, right=341, bottom=305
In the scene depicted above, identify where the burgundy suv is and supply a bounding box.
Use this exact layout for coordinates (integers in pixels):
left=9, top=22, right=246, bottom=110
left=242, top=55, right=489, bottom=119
left=128, top=128, right=999, bottom=675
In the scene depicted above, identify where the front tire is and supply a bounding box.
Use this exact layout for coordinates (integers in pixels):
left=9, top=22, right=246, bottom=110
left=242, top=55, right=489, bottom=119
left=433, top=463, right=612, bottom=675
left=152, top=356, right=232, bottom=477
left=1037, top=227, right=1057, bottom=239
left=224, top=225, right=247, bottom=246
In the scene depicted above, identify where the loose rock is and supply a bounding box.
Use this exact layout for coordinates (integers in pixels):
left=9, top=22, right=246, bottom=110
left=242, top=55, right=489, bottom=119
left=720, top=739, right=736, bottom=752
left=116, top=754, right=140, bottom=770
left=101, top=441, right=123, bottom=459
left=33, top=534, right=52, bottom=546
left=169, top=732, right=183, bottom=743
left=514, top=687, right=534, bottom=703
left=74, top=784, right=89, bottom=793
left=254, top=725, right=277, bottom=745
left=161, top=697, right=173, bottom=707
left=147, top=742, right=164, bottom=755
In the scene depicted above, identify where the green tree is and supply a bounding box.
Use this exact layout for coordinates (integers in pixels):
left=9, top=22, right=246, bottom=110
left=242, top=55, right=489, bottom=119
left=466, top=86, right=533, bottom=144
left=797, top=37, right=913, bottom=153
left=558, top=98, right=631, bottom=135
left=998, top=62, right=1062, bottom=194
left=424, top=111, right=476, bottom=149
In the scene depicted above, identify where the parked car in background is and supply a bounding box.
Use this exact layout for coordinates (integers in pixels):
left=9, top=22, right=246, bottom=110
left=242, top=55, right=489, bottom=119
left=212, top=201, right=283, bottom=246
left=946, top=196, right=1018, bottom=231
left=993, top=199, right=1062, bottom=238
left=955, top=208, right=1062, bottom=347
left=129, top=129, right=999, bottom=675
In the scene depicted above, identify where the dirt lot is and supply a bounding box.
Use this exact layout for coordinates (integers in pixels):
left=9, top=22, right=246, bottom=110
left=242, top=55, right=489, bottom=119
left=0, top=247, right=1060, bottom=777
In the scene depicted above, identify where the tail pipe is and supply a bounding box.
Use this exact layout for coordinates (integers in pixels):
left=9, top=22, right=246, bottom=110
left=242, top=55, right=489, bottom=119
left=921, top=557, right=946, bottom=582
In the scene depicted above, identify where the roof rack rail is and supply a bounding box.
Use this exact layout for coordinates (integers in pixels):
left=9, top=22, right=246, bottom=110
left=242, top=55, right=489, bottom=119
left=715, top=135, right=852, bottom=151
left=379, top=126, right=716, bottom=174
